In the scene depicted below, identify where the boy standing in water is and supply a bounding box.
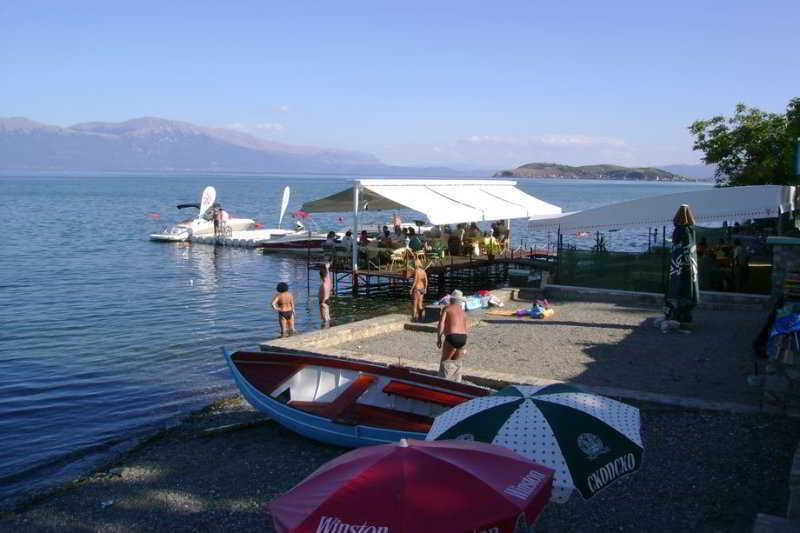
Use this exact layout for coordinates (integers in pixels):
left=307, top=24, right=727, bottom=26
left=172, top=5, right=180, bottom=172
left=271, top=282, right=296, bottom=336
left=319, top=263, right=332, bottom=327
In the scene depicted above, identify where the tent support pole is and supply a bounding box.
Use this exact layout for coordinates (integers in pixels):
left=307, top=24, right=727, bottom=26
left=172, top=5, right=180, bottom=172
left=352, top=183, right=360, bottom=293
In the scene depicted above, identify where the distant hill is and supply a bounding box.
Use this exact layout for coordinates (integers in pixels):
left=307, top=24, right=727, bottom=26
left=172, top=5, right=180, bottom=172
left=0, top=116, right=467, bottom=176
left=494, top=162, right=691, bottom=181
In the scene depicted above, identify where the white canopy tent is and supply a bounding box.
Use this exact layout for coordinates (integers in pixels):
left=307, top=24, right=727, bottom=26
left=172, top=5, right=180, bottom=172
left=301, top=179, right=563, bottom=270
left=526, top=185, right=796, bottom=232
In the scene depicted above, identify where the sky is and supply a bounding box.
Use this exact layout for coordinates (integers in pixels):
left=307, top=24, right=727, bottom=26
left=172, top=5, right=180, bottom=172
left=2, top=0, right=798, bottom=170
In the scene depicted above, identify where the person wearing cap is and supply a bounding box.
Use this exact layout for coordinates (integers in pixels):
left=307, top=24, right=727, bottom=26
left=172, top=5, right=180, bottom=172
left=437, top=289, right=469, bottom=382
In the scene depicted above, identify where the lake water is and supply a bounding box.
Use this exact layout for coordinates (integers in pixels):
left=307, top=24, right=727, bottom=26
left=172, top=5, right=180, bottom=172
left=0, top=173, right=710, bottom=508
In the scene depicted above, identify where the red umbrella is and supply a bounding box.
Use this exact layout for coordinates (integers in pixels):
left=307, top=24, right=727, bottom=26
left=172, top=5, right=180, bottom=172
left=268, top=439, right=553, bottom=533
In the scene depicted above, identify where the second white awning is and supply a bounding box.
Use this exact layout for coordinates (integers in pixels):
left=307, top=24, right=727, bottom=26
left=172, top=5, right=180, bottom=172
left=526, top=185, right=795, bottom=231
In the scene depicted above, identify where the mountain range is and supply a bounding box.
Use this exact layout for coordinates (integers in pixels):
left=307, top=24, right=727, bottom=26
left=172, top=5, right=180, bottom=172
left=0, top=116, right=716, bottom=180
left=0, top=116, right=466, bottom=176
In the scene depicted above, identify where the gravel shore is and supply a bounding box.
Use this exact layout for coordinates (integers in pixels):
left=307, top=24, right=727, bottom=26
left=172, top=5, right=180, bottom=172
left=2, top=300, right=794, bottom=532
left=335, top=301, right=765, bottom=406
left=0, top=395, right=797, bottom=532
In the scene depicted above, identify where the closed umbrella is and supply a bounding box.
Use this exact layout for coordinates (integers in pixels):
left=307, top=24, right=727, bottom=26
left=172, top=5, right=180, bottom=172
left=665, top=204, right=700, bottom=324
left=427, top=384, right=643, bottom=503
left=268, top=438, right=553, bottom=533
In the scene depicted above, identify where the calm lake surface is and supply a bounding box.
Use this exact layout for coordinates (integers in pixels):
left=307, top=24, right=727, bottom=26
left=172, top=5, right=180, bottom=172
left=0, top=173, right=710, bottom=508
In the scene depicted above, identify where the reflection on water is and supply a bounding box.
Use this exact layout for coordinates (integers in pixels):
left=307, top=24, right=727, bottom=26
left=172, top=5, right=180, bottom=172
left=189, top=243, right=221, bottom=293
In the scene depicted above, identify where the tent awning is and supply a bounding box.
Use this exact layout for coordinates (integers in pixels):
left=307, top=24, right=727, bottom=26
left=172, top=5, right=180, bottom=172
left=526, top=185, right=795, bottom=232
left=301, top=179, right=562, bottom=225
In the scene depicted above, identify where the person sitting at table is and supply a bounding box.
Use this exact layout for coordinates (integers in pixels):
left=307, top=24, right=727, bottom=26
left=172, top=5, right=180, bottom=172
left=697, top=236, right=708, bottom=257
left=408, top=227, right=423, bottom=251
left=732, top=238, right=749, bottom=291
left=482, top=231, right=498, bottom=254
left=425, top=225, right=441, bottom=238
left=322, top=231, right=337, bottom=259
left=714, top=238, right=728, bottom=260
left=358, top=229, right=369, bottom=246
left=341, top=230, right=353, bottom=249
left=448, top=229, right=463, bottom=256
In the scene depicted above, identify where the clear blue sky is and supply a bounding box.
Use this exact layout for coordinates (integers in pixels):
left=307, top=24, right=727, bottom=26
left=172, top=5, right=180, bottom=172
left=2, top=0, right=798, bottom=169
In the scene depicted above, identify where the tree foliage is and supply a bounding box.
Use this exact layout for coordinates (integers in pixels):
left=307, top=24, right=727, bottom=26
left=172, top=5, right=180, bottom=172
left=689, top=98, right=800, bottom=186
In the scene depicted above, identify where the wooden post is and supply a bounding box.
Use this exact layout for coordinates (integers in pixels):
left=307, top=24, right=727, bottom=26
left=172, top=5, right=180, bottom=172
left=352, top=183, right=360, bottom=293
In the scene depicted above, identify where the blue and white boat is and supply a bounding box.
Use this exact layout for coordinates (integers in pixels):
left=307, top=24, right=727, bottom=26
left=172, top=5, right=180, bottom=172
left=224, top=349, right=490, bottom=448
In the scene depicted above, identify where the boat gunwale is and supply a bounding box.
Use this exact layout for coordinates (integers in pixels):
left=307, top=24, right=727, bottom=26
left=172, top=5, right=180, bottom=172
left=231, top=350, right=489, bottom=397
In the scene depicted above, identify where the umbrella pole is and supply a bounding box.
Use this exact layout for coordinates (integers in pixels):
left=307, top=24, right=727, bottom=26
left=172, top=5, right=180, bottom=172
left=661, top=225, right=667, bottom=298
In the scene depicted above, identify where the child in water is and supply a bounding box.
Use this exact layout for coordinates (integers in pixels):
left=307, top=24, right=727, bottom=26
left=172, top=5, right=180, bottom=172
left=271, top=282, right=296, bottom=336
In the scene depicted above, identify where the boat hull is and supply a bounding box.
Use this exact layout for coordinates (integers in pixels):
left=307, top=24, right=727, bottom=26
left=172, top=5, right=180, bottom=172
left=225, top=350, right=489, bottom=448
left=258, top=237, right=325, bottom=253
left=149, top=231, right=191, bottom=242
left=149, top=217, right=256, bottom=242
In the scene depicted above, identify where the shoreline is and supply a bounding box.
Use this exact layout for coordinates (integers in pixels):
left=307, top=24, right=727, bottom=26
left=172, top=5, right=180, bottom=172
left=4, top=294, right=798, bottom=530
left=2, top=393, right=796, bottom=532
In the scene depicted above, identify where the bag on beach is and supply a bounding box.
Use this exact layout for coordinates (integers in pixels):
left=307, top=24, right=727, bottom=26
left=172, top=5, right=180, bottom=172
left=464, top=295, right=482, bottom=311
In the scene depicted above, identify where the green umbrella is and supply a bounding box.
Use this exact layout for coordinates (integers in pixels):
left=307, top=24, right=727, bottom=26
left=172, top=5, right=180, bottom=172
left=666, top=204, right=700, bottom=323
left=426, top=384, right=643, bottom=502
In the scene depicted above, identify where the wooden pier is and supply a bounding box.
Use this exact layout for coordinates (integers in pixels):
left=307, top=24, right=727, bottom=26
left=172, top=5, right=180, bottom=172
left=316, top=248, right=557, bottom=298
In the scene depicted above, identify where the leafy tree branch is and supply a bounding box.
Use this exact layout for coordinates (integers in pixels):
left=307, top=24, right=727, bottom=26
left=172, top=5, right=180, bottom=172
left=689, top=98, right=800, bottom=186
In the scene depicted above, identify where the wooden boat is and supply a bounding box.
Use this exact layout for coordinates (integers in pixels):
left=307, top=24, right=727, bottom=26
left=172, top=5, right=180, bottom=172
left=224, top=349, right=491, bottom=448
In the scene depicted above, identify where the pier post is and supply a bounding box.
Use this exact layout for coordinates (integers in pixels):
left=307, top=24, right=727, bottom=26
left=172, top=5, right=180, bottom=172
left=352, top=183, right=360, bottom=294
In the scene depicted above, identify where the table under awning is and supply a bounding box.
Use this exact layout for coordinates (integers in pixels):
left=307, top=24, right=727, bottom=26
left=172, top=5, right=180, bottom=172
left=301, top=179, right=562, bottom=225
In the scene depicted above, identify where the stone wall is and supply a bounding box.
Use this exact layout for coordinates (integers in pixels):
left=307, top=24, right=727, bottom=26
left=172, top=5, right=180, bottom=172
left=771, top=238, right=800, bottom=301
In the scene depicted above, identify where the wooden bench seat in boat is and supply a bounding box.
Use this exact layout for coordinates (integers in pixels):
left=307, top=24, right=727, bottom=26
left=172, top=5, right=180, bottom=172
left=289, top=374, right=376, bottom=419
left=382, top=380, right=471, bottom=407
left=335, top=403, right=433, bottom=432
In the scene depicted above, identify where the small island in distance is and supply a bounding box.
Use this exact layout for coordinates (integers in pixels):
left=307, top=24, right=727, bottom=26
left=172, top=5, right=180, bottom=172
left=494, top=162, right=692, bottom=181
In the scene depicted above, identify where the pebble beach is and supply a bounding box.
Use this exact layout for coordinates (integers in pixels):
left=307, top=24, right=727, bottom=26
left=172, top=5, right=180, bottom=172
left=2, top=299, right=798, bottom=532
left=0, top=395, right=796, bottom=532
left=334, top=300, right=765, bottom=406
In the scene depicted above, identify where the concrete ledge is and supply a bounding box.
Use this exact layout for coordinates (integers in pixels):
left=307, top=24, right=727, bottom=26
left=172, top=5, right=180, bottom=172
left=260, top=314, right=408, bottom=352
